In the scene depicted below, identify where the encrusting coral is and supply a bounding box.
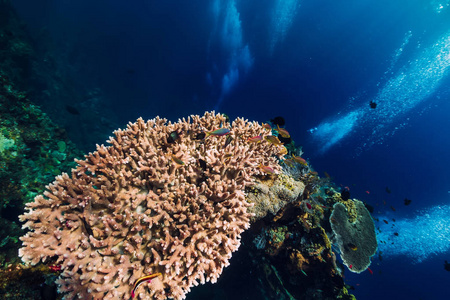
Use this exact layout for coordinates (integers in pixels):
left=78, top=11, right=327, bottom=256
left=18, top=112, right=286, bottom=300
left=246, top=173, right=305, bottom=222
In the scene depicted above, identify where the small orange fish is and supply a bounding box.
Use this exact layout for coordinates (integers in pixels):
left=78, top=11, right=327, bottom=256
left=283, top=158, right=295, bottom=167
left=264, top=135, right=283, bottom=145
left=367, top=267, right=373, bottom=275
left=305, top=202, right=312, bottom=210
left=259, top=164, right=275, bottom=174
left=262, top=123, right=272, bottom=130
left=247, top=135, right=263, bottom=143
left=383, top=220, right=388, bottom=224
left=365, top=190, right=370, bottom=194
left=347, top=243, right=358, bottom=251
left=279, top=147, right=288, bottom=155
left=131, top=273, right=162, bottom=298
left=349, top=264, right=353, bottom=269
left=390, top=205, right=396, bottom=211
left=276, top=125, right=290, bottom=138
left=292, top=155, right=307, bottom=166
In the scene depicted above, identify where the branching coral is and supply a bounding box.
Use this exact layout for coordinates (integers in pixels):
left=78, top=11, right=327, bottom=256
left=19, top=112, right=285, bottom=300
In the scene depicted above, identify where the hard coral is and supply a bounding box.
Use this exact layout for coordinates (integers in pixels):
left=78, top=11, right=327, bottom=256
left=19, top=112, right=284, bottom=300
left=246, top=173, right=305, bottom=222
left=330, top=200, right=377, bottom=273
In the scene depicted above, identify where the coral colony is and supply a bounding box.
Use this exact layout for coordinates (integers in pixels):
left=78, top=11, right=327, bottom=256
left=19, top=112, right=284, bottom=299
left=18, top=111, right=377, bottom=300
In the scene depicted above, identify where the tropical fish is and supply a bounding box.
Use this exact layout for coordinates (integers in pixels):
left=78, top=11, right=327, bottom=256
left=305, top=202, right=312, bottom=210
left=194, top=132, right=206, bottom=140
left=222, top=114, right=230, bottom=124
left=347, top=243, right=357, bottom=251
left=264, top=135, right=283, bottom=145
left=340, top=189, right=350, bottom=201
left=390, top=205, right=396, bottom=211
left=167, top=130, right=180, bottom=144
left=247, top=135, right=263, bottom=143
left=383, top=220, right=388, bottom=224
left=259, top=164, right=275, bottom=174
left=279, top=147, right=288, bottom=155
left=349, top=264, right=353, bottom=269
left=198, top=159, right=207, bottom=171
left=224, top=135, right=233, bottom=147
left=404, top=198, right=412, bottom=205
left=367, top=267, right=373, bottom=275
left=283, top=158, right=295, bottom=167
left=365, top=190, right=370, bottom=194
left=385, top=186, right=391, bottom=193
left=262, top=123, right=272, bottom=130
left=131, top=273, right=162, bottom=298
left=171, top=155, right=184, bottom=165
left=223, top=153, right=233, bottom=164
left=270, top=116, right=285, bottom=126
left=444, top=260, right=450, bottom=272
left=48, top=264, right=61, bottom=272
left=292, top=155, right=307, bottom=166
left=276, top=125, right=290, bottom=138
left=206, top=128, right=230, bottom=137
left=65, top=104, right=80, bottom=115
left=223, top=153, right=233, bottom=159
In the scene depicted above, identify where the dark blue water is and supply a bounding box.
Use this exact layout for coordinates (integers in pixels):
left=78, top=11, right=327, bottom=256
left=11, top=0, right=450, bottom=299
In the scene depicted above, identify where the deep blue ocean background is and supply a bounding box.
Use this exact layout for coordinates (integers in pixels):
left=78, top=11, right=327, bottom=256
left=10, top=0, right=450, bottom=299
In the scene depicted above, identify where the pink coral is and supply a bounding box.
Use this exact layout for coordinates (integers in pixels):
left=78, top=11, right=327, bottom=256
left=19, top=112, right=285, bottom=299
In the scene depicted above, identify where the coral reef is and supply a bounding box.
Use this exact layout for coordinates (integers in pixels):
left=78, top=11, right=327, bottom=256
left=330, top=200, right=377, bottom=273
left=0, top=262, right=60, bottom=300
left=246, top=170, right=354, bottom=300
left=0, top=72, right=82, bottom=275
left=19, top=112, right=286, bottom=300
left=2, top=2, right=374, bottom=299
left=247, top=173, right=305, bottom=222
